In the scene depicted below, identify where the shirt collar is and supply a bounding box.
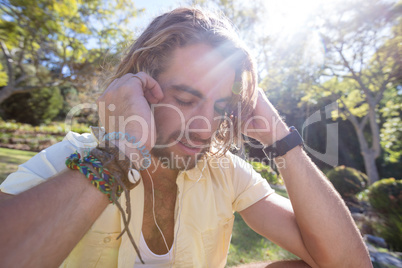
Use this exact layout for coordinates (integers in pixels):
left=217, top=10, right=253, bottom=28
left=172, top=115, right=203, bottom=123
left=180, top=157, right=208, bottom=181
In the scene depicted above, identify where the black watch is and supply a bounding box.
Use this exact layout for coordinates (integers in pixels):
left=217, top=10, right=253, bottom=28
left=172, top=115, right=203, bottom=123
left=263, top=126, right=303, bottom=159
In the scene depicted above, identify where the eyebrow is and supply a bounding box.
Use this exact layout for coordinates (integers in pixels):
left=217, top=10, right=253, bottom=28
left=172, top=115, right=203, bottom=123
left=171, top=84, right=204, bottom=99
left=171, top=84, right=232, bottom=102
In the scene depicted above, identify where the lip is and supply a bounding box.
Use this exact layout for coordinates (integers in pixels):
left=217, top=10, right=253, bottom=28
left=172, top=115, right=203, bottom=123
left=177, top=140, right=203, bottom=154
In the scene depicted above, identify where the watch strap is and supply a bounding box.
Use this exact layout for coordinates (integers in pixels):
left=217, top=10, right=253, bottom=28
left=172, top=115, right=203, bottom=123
left=263, top=126, right=303, bottom=159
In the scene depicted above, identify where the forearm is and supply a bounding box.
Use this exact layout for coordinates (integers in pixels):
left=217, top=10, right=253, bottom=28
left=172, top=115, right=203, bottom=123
left=247, top=89, right=370, bottom=266
left=276, top=148, right=371, bottom=267
left=0, top=169, right=109, bottom=267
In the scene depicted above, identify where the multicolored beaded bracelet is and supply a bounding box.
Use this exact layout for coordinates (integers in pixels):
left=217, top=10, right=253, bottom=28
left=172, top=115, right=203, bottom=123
left=65, top=151, right=123, bottom=203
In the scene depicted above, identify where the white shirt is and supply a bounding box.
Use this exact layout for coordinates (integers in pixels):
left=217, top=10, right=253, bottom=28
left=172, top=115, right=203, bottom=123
left=134, top=232, right=173, bottom=267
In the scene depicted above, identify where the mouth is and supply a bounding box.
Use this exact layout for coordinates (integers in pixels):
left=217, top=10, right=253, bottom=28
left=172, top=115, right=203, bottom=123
left=177, top=140, right=206, bottom=155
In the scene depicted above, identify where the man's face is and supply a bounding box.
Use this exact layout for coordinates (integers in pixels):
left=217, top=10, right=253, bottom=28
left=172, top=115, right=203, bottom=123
left=151, top=43, right=235, bottom=170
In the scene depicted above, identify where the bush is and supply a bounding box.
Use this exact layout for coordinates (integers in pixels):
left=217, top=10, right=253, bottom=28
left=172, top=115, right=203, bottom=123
left=368, top=178, right=402, bottom=215
left=1, top=87, right=63, bottom=125
left=368, top=178, right=402, bottom=251
left=250, top=161, right=283, bottom=185
left=327, top=165, right=369, bottom=198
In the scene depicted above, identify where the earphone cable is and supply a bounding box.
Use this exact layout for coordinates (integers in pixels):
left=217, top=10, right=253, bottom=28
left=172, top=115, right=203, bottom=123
left=145, top=168, right=171, bottom=261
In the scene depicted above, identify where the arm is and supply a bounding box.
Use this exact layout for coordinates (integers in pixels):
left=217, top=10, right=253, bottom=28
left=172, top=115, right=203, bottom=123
left=240, top=193, right=318, bottom=267
left=0, top=72, right=163, bottom=268
left=240, top=88, right=371, bottom=267
left=0, top=169, right=109, bottom=267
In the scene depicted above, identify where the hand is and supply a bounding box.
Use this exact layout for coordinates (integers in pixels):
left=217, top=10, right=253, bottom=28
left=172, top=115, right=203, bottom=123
left=242, top=87, right=289, bottom=146
left=97, top=72, right=164, bottom=153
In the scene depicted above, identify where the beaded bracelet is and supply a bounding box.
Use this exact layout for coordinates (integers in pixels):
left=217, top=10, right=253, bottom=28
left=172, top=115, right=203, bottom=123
left=65, top=151, right=123, bottom=203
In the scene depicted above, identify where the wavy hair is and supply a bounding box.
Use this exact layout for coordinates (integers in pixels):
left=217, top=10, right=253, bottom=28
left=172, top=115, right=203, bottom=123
left=103, top=7, right=257, bottom=156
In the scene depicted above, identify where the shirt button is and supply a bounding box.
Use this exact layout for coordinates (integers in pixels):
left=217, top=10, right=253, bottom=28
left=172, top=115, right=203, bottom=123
left=224, top=224, right=229, bottom=229
left=104, top=236, right=111, bottom=243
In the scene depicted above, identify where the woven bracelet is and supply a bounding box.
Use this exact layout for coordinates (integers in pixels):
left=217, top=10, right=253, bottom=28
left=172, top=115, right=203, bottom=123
left=66, top=151, right=123, bottom=203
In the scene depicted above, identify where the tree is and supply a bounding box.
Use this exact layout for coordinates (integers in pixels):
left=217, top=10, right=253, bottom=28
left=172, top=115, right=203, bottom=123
left=191, top=0, right=401, bottom=182
left=0, top=0, right=141, bottom=104
left=302, top=0, right=402, bottom=183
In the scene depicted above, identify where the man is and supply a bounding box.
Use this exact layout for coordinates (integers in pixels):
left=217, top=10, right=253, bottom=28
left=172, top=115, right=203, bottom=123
left=0, top=7, right=371, bottom=268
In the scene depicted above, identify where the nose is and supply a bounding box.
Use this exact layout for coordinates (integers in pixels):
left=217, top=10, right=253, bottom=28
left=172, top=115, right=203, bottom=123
left=186, top=106, right=216, bottom=141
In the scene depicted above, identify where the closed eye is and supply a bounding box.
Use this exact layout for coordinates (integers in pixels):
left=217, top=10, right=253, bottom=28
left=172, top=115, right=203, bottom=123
left=175, top=98, right=194, bottom=107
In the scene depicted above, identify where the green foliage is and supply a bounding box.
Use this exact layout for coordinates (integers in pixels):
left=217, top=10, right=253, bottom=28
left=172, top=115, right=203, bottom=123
left=0, top=63, right=7, bottom=87
left=368, top=178, right=402, bottom=215
left=1, top=87, right=63, bottom=125
left=368, top=178, right=402, bottom=251
left=30, top=87, right=64, bottom=125
left=0, top=118, right=90, bottom=134
left=57, top=85, right=79, bottom=119
left=249, top=161, right=283, bottom=185
left=0, top=0, right=141, bottom=104
left=227, top=212, right=297, bottom=266
left=380, top=87, right=402, bottom=164
left=327, top=165, right=369, bottom=198
left=372, top=213, right=402, bottom=252
left=0, top=118, right=90, bottom=151
left=300, top=0, right=402, bottom=183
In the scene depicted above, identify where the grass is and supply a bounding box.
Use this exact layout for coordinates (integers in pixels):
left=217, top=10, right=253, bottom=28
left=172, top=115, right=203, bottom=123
left=0, top=147, right=36, bottom=184
left=0, top=147, right=295, bottom=266
left=226, top=185, right=296, bottom=267
left=227, top=212, right=297, bottom=267
left=271, top=185, right=288, bottom=198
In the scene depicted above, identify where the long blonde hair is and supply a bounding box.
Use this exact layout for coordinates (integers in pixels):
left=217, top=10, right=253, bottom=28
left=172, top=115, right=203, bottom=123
left=104, top=7, right=257, bottom=156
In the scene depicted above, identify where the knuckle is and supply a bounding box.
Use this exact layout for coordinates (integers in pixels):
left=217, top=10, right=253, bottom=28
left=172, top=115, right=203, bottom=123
left=137, top=71, right=146, bottom=77
left=121, top=73, right=133, bottom=79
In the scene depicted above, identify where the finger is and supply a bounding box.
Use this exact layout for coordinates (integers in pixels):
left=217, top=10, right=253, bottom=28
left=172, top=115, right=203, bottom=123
left=136, top=72, right=164, bottom=102
left=127, top=74, right=158, bottom=103
left=144, top=90, right=159, bottom=104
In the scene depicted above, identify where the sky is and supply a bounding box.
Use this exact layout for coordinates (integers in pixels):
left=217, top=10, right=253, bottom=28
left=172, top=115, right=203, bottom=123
left=131, top=0, right=185, bottom=32
left=127, top=0, right=349, bottom=70
left=131, top=0, right=343, bottom=36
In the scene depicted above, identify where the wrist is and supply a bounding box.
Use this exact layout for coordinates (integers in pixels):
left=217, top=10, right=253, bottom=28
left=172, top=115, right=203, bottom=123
left=65, top=151, right=125, bottom=202
left=262, top=126, right=304, bottom=159
left=90, top=127, right=141, bottom=189
left=91, top=127, right=151, bottom=171
left=260, top=123, right=290, bottom=147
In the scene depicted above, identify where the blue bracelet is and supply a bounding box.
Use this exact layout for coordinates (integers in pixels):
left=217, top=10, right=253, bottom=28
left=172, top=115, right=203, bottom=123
left=101, top=132, right=151, bottom=170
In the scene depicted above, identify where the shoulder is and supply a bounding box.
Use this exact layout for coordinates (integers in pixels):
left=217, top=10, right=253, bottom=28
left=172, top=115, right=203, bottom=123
left=204, top=151, right=259, bottom=178
left=201, top=151, right=268, bottom=194
left=204, top=152, right=274, bottom=212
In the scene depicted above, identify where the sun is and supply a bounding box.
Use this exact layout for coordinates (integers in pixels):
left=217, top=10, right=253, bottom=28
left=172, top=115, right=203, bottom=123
left=260, top=0, right=341, bottom=36
left=255, top=0, right=343, bottom=68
